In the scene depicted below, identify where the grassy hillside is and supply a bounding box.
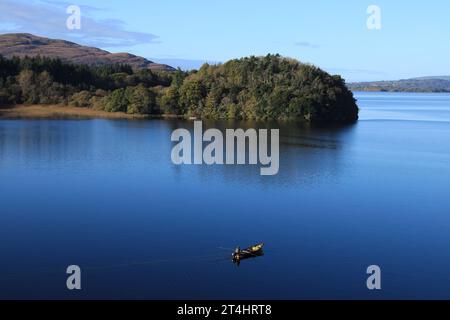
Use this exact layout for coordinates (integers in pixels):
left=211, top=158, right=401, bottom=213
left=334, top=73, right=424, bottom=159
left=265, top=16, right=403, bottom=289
left=0, top=33, right=175, bottom=72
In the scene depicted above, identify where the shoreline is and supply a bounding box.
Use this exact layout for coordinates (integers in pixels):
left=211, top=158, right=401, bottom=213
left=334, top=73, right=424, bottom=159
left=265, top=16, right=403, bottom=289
left=0, top=104, right=357, bottom=124
left=0, top=105, right=179, bottom=120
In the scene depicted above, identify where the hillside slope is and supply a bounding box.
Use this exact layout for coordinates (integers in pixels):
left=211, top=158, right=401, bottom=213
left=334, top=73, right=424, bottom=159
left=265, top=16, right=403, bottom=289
left=0, top=33, right=175, bottom=72
left=348, top=77, right=450, bottom=92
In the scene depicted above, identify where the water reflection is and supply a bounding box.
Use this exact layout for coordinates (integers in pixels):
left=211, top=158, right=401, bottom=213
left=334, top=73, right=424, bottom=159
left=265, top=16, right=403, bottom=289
left=0, top=119, right=357, bottom=188
left=165, top=119, right=357, bottom=187
left=0, top=120, right=94, bottom=171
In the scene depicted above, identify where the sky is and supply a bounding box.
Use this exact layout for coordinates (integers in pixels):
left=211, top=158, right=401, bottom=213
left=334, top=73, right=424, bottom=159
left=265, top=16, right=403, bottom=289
left=0, top=0, right=449, bottom=82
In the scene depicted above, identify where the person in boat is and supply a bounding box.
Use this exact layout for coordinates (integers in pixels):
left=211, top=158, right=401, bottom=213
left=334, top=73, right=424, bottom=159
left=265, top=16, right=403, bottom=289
left=232, top=244, right=263, bottom=262
left=233, top=246, right=241, bottom=261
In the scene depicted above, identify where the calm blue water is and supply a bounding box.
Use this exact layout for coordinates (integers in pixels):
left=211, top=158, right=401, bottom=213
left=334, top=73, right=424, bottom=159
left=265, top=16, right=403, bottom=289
left=1, top=92, right=450, bottom=299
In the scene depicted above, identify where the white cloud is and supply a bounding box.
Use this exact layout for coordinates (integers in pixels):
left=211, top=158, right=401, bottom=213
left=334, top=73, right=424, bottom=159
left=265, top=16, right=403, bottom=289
left=0, top=0, right=160, bottom=48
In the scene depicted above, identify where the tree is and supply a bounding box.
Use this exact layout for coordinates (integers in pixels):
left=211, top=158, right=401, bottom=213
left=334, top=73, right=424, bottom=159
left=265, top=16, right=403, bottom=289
left=173, top=55, right=358, bottom=122
left=0, top=54, right=358, bottom=122
left=160, top=86, right=180, bottom=115
left=127, top=85, right=151, bottom=114
left=69, top=91, right=92, bottom=108
left=17, top=69, right=39, bottom=104
left=105, top=88, right=128, bottom=112
left=36, top=71, right=56, bottom=104
left=179, top=80, right=205, bottom=116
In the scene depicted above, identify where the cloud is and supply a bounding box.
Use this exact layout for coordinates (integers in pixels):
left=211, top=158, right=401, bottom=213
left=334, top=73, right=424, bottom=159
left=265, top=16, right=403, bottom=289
left=0, top=0, right=160, bottom=48
left=41, top=0, right=104, bottom=12
left=294, top=41, right=320, bottom=49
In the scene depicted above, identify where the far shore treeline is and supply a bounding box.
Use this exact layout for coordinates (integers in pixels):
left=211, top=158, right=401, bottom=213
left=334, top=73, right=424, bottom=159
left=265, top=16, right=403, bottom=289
left=0, top=54, right=358, bottom=122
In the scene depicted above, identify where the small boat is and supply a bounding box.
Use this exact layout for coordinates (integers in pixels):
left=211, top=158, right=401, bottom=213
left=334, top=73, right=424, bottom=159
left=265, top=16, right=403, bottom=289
left=232, top=243, right=264, bottom=263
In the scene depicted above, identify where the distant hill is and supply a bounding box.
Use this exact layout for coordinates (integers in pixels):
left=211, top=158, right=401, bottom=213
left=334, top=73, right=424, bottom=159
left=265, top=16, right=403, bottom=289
left=0, top=33, right=175, bottom=72
left=348, top=77, right=450, bottom=92
left=410, top=76, right=450, bottom=81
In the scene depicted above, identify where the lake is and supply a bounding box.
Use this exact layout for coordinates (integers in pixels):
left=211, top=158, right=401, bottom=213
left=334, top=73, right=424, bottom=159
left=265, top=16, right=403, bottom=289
left=1, top=92, right=450, bottom=299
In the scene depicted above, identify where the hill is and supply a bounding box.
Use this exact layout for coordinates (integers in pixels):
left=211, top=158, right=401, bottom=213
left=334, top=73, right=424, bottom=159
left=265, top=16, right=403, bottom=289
left=173, top=55, right=358, bottom=122
left=411, top=76, right=450, bottom=81
left=348, top=77, right=450, bottom=92
left=0, top=39, right=358, bottom=122
left=0, top=33, right=175, bottom=72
